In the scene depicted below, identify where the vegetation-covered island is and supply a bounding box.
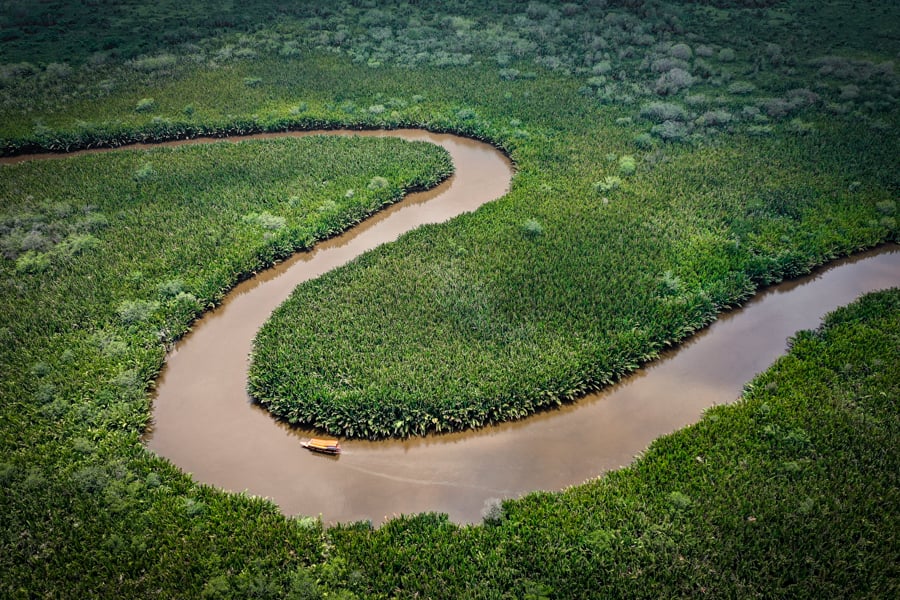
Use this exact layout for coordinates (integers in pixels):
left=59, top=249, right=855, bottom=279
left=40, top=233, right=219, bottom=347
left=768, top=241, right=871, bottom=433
left=1, top=1, right=897, bottom=597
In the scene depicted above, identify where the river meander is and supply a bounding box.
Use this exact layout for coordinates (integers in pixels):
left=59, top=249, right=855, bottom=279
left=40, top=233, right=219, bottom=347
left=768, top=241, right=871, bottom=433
left=10, top=129, right=895, bottom=526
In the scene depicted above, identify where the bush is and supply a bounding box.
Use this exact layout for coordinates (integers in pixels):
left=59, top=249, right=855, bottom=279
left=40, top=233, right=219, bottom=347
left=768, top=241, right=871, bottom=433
left=157, top=279, right=186, bottom=298
left=55, top=234, right=100, bottom=259
left=717, top=48, right=736, bottom=62
left=762, top=98, right=793, bottom=118
left=592, top=61, right=612, bottom=75
left=839, top=84, right=860, bottom=101
left=875, top=200, right=895, bottom=215
left=633, top=132, right=654, bottom=149
left=640, top=101, right=688, bottom=122
left=654, top=68, right=694, bottom=95
left=728, top=81, right=756, bottom=95
left=651, top=120, right=690, bottom=141
left=618, top=155, right=637, bottom=176
left=481, top=497, right=504, bottom=525
left=669, top=43, right=693, bottom=61
left=243, top=212, right=286, bottom=230
left=44, top=62, right=72, bottom=80
left=696, top=110, right=733, bottom=127
left=521, top=219, right=543, bottom=238
left=594, top=176, right=622, bottom=193
left=133, top=163, right=156, bottom=181
left=367, top=176, right=389, bottom=190
left=135, top=98, right=155, bottom=113
left=117, top=299, right=160, bottom=325
left=650, top=57, right=689, bottom=74
left=15, top=251, right=51, bottom=274
left=131, top=54, right=177, bottom=72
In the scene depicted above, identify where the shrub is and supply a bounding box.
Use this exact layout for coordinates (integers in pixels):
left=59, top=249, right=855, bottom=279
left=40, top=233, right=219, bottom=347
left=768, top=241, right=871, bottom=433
left=640, top=101, right=688, bottom=122
left=157, top=279, right=186, bottom=298
left=135, top=98, right=155, bottom=113
left=243, top=77, right=262, bottom=87
left=717, top=48, right=736, bottom=62
left=592, top=61, right=612, bottom=75
left=481, top=497, right=504, bottom=524
left=367, top=176, right=389, bottom=190
left=762, top=98, right=793, bottom=118
left=650, top=57, right=689, bottom=74
left=633, top=132, right=654, bottom=149
left=133, top=163, right=156, bottom=181
left=117, top=299, right=160, bottom=325
left=15, top=251, right=51, bottom=274
left=740, top=105, right=763, bottom=121
left=668, top=490, right=692, bottom=510
left=875, top=200, right=895, bottom=215
left=839, top=84, right=860, bottom=101
left=76, top=212, right=109, bottom=233
left=658, top=270, right=682, bottom=296
left=20, top=230, right=49, bottom=253
left=654, top=68, right=694, bottom=95
left=669, top=43, right=693, bottom=61
left=728, top=81, right=756, bottom=95
left=696, top=110, right=733, bottom=127
left=44, top=62, right=72, bottom=80
left=521, top=219, right=543, bottom=238
left=618, top=155, right=637, bottom=176
left=131, top=54, right=177, bottom=72
left=594, top=176, right=622, bottom=193
left=243, top=212, right=286, bottom=230
left=695, top=44, right=714, bottom=58
left=651, top=120, right=690, bottom=141
left=55, top=234, right=100, bottom=258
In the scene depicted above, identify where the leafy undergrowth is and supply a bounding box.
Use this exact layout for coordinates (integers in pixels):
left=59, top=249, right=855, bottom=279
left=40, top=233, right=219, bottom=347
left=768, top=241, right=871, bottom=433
left=327, top=288, right=900, bottom=598
left=0, top=0, right=898, bottom=597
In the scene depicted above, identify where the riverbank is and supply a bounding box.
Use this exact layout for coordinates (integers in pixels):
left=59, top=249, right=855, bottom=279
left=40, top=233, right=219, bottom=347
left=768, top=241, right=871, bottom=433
left=325, top=288, right=899, bottom=598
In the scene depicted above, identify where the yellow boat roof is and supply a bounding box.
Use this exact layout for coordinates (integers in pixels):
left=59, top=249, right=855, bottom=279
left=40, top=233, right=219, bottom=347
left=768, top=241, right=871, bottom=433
left=308, top=438, right=340, bottom=447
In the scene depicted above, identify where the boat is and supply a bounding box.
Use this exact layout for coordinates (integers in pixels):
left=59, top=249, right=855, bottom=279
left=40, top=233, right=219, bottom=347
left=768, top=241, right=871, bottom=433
left=302, top=438, right=341, bottom=455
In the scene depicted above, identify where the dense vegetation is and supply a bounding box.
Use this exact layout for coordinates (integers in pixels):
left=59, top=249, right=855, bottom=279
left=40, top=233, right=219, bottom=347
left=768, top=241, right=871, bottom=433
left=327, top=288, right=900, bottom=598
left=1, top=0, right=898, bottom=597
left=249, top=123, right=895, bottom=438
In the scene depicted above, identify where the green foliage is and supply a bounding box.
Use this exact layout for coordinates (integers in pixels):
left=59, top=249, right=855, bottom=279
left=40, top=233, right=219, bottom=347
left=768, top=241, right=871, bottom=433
left=14, top=250, right=50, bottom=274
left=328, top=289, right=900, bottom=598
left=135, top=98, right=156, bottom=113
left=366, top=176, right=389, bottom=190
left=243, top=211, right=286, bottom=231
left=0, top=0, right=898, bottom=597
left=618, top=155, right=637, bottom=177
left=133, top=162, right=156, bottom=181
left=521, top=219, right=543, bottom=239
left=116, top=299, right=160, bottom=325
left=594, top=175, right=623, bottom=194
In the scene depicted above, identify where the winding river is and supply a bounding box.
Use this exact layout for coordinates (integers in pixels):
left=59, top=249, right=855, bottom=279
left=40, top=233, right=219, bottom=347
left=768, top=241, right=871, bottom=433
left=8, top=130, right=897, bottom=525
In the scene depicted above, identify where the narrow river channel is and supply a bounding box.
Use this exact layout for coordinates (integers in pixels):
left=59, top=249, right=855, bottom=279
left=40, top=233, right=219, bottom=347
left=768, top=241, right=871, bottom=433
left=17, top=129, right=894, bottom=526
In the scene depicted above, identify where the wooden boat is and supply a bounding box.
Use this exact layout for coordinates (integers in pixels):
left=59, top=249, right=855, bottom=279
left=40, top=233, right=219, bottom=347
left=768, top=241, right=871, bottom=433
left=302, top=438, right=341, bottom=455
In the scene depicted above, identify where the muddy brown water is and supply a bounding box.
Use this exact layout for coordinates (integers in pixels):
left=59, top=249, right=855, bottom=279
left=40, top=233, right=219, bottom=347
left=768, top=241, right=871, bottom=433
left=10, top=130, right=897, bottom=525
